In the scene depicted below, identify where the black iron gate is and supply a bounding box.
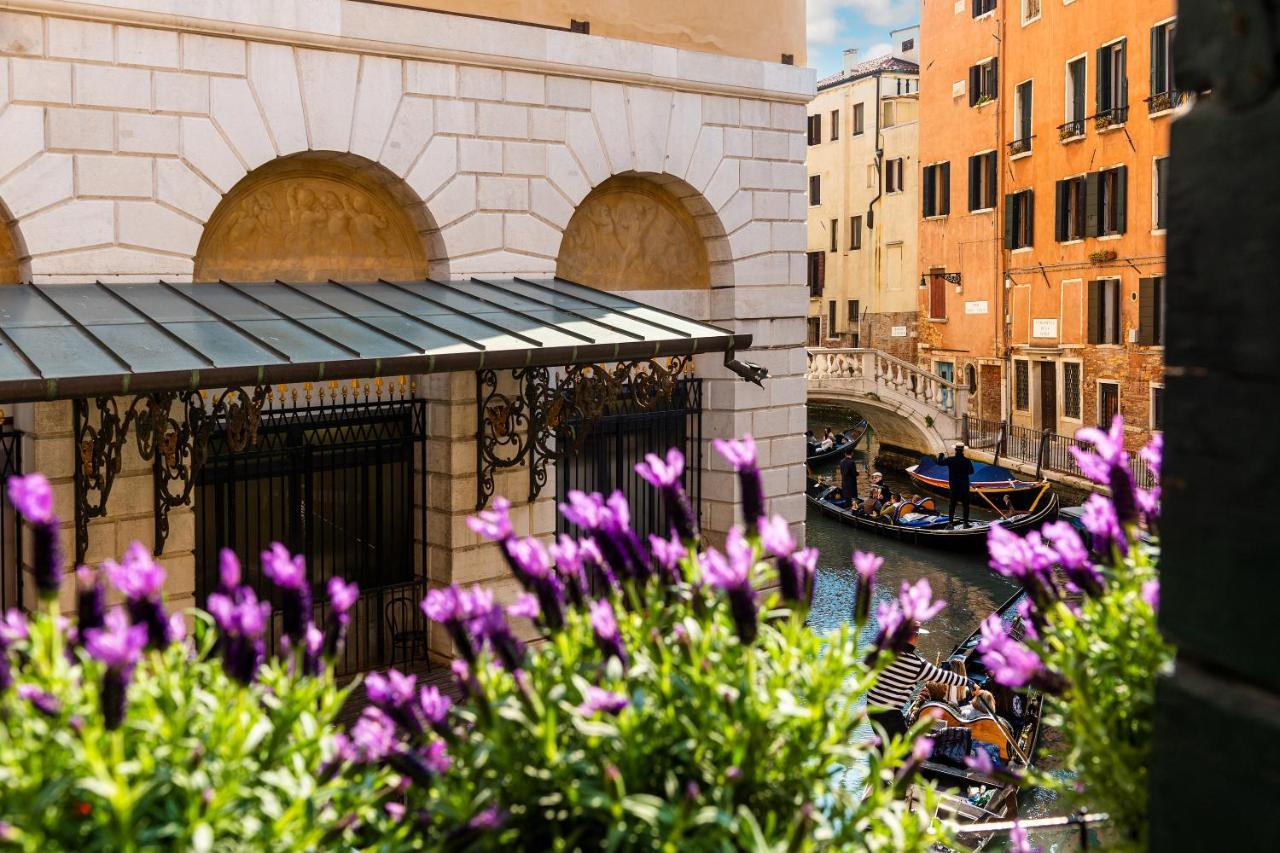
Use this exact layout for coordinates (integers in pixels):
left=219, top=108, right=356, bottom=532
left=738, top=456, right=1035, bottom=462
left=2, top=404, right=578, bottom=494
left=195, top=396, right=427, bottom=678
left=557, top=377, right=702, bottom=542
left=0, top=420, right=23, bottom=612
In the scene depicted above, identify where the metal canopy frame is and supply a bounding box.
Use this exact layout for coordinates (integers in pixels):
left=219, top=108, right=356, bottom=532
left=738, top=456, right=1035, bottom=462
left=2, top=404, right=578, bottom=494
left=0, top=277, right=749, bottom=404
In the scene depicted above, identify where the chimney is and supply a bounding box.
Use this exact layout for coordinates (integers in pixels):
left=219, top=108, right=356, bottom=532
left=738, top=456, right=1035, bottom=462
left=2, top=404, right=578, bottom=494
left=843, top=48, right=859, bottom=73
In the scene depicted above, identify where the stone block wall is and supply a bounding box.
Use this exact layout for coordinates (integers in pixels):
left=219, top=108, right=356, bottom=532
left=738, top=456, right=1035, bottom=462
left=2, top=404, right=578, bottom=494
left=0, top=1, right=814, bottom=628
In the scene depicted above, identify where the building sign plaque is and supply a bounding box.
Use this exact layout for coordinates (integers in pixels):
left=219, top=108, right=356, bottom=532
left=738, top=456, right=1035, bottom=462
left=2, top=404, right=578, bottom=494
left=965, top=300, right=989, bottom=315
left=891, top=326, right=908, bottom=337
left=1032, top=319, right=1058, bottom=339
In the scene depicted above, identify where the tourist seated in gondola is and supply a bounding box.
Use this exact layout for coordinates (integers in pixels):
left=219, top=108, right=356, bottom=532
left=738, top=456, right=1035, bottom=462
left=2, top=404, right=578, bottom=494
left=816, top=427, right=835, bottom=452
left=866, top=621, right=979, bottom=738
left=804, top=429, right=817, bottom=453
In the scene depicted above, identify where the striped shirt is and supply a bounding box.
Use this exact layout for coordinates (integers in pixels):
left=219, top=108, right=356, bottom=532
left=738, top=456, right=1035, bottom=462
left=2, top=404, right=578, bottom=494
left=866, top=651, right=969, bottom=711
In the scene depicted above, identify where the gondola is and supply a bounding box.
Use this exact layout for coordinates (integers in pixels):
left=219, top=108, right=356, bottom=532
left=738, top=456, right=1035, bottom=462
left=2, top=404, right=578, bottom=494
left=805, top=478, right=1058, bottom=552
left=906, top=456, right=1048, bottom=511
left=806, top=418, right=870, bottom=463
left=904, top=590, right=1045, bottom=849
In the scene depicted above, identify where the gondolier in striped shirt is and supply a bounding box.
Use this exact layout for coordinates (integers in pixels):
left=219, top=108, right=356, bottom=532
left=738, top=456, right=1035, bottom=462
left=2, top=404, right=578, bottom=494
left=867, top=621, right=976, bottom=738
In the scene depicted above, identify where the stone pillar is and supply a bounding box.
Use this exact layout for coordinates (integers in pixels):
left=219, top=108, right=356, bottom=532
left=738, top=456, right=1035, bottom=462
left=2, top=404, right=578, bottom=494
left=1148, top=3, right=1280, bottom=847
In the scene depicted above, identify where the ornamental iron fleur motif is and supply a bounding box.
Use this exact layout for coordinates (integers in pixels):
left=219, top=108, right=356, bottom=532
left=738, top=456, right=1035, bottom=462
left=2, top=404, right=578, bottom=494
left=476, top=356, right=693, bottom=510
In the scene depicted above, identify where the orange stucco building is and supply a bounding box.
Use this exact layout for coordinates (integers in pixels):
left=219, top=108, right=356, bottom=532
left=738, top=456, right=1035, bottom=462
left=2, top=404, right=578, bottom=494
left=919, top=0, right=1177, bottom=446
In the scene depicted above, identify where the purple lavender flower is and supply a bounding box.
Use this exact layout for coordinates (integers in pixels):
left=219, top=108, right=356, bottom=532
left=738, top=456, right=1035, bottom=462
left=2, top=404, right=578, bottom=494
left=965, top=749, right=995, bottom=775
left=261, top=543, right=311, bottom=644
left=76, top=565, right=106, bottom=636
left=559, top=490, right=608, bottom=530
left=466, top=496, right=512, bottom=542
left=977, top=615, right=1065, bottom=693
left=467, top=594, right=524, bottom=671
left=549, top=534, right=595, bottom=603
left=1081, top=493, right=1126, bottom=555
left=218, top=548, right=241, bottom=592
left=577, top=685, right=629, bottom=716
left=648, top=532, right=687, bottom=583
left=0, top=609, right=26, bottom=645
left=302, top=624, right=325, bottom=677
left=507, top=593, right=540, bottom=620
left=852, top=551, right=883, bottom=626
left=1016, top=597, right=1040, bottom=642
left=450, top=658, right=479, bottom=700
left=1009, top=820, right=1033, bottom=853
left=324, top=576, right=359, bottom=658
left=106, top=542, right=172, bottom=649
left=423, top=739, right=452, bottom=774
left=422, top=586, right=475, bottom=663
left=712, top=435, right=765, bottom=533
left=7, top=473, right=53, bottom=524
left=367, top=668, right=423, bottom=735
left=1041, top=521, right=1104, bottom=597
left=468, top=806, right=505, bottom=830
left=700, top=528, right=758, bottom=644
left=912, top=736, right=935, bottom=762
left=986, top=524, right=1061, bottom=610
left=1142, top=579, right=1160, bottom=612
left=759, top=515, right=811, bottom=603
left=635, top=448, right=699, bottom=542
left=17, top=684, right=61, bottom=717
left=503, top=536, right=564, bottom=629
left=589, top=598, right=627, bottom=665
left=340, top=707, right=399, bottom=764
left=83, top=609, right=148, bottom=729
left=872, top=579, right=946, bottom=656
left=418, top=685, right=452, bottom=733
left=1073, top=416, right=1138, bottom=523
left=1140, top=432, right=1163, bottom=483
left=560, top=490, right=646, bottom=583
left=207, top=586, right=270, bottom=684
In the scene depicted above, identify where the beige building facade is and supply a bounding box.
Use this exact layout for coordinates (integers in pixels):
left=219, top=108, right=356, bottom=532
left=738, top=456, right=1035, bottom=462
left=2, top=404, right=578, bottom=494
left=0, top=0, right=813, bottom=664
left=805, top=28, right=920, bottom=363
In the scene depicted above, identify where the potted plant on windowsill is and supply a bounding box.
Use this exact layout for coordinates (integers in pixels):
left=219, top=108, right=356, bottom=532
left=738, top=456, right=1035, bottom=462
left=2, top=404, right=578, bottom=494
left=974, top=95, right=993, bottom=108
left=1094, top=112, right=1114, bottom=131
left=1089, top=249, right=1118, bottom=263
left=1009, top=139, right=1028, bottom=155
left=1059, top=125, right=1078, bottom=142
left=1149, top=91, right=1173, bottom=114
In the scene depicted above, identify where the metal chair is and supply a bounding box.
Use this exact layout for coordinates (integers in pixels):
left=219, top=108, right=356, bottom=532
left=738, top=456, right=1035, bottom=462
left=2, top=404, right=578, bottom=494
left=384, top=594, right=428, bottom=670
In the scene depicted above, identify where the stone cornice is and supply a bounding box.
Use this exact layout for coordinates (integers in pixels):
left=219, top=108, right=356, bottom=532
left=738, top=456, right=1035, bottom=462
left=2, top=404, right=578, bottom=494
left=0, top=0, right=816, bottom=103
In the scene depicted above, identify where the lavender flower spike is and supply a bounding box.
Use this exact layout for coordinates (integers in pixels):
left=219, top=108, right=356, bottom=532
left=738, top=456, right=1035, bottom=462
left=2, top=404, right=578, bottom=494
left=700, top=528, right=759, bottom=644
left=324, top=577, right=359, bottom=658
left=83, top=609, right=148, bottom=729
left=635, top=448, right=699, bottom=543
left=218, top=548, right=241, bottom=592
left=76, top=565, right=106, bottom=636
left=589, top=598, right=628, bottom=666
left=8, top=473, right=53, bottom=524
left=467, top=496, right=513, bottom=543
left=577, top=685, right=629, bottom=717
left=712, top=435, right=765, bottom=534
left=106, top=541, right=172, bottom=648
left=1073, top=415, right=1138, bottom=523
left=9, top=474, right=62, bottom=598
left=852, top=551, right=883, bottom=626
left=261, top=542, right=311, bottom=643
left=17, top=684, right=61, bottom=718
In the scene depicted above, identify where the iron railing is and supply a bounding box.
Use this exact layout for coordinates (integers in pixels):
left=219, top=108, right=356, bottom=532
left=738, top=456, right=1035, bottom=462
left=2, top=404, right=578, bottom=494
left=1008, top=135, right=1034, bottom=156
left=1058, top=118, right=1085, bottom=140
left=1093, top=105, right=1129, bottom=129
left=195, top=394, right=428, bottom=678
left=557, top=377, right=702, bottom=545
left=1146, top=90, right=1191, bottom=114
left=963, top=415, right=1156, bottom=490
left=0, top=420, right=23, bottom=613
left=955, top=810, right=1110, bottom=849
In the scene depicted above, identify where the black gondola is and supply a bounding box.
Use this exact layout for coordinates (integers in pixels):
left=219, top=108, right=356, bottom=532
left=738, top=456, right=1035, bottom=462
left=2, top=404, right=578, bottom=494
left=806, top=418, right=870, bottom=463
left=906, top=456, right=1049, bottom=511
left=904, top=590, right=1045, bottom=848
left=806, top=478, right=1058, bottom=552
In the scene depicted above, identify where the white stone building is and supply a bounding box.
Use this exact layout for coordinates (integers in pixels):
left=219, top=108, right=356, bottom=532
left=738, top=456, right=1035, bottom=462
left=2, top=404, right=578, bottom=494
left=0, top=0, right=813, bottom=667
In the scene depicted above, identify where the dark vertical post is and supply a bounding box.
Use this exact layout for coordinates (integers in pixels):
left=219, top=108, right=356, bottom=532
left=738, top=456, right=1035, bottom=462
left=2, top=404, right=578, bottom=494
left=1148, top=3, right=1280, bottom=847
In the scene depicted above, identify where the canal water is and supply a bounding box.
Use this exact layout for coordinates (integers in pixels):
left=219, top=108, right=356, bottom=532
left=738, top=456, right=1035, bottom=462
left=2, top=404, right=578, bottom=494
left=805, top=411, right=1073, bottom=851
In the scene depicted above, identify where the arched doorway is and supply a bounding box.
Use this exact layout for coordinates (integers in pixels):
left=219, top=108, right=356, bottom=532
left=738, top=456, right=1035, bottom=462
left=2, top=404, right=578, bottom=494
left=194, top=153, right=434, bottom=282
left=0, top=208, right=22, bottom=284
left=556, top=175, right=712, bottom=291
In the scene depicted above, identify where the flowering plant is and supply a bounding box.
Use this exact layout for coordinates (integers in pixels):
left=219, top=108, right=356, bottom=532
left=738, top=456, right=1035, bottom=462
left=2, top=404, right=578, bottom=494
left=977, top=417, right=1173, bottom=849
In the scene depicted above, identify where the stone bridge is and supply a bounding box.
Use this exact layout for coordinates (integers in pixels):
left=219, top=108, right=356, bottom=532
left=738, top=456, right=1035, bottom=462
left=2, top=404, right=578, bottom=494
left=806, top=348, right=969, bottom=455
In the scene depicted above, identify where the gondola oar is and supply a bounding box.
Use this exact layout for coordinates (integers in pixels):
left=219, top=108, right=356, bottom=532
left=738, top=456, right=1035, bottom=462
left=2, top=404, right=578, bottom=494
left=976, top=488, right=1011, bottom=520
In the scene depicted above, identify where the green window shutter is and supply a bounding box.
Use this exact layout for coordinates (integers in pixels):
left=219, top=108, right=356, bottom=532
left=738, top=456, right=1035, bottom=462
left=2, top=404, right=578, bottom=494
left=1087, top=280, right=1102, bottom=344
left=1119, top=39, right=1128, bottom=111
left=1115, top=165, right=1128, bottom=233
left=817, top=251, right=825, bottom=295
left=985, top=153, right=998, bottom=209
left=1138, top=277, right=1155, bottom=345
left=968, top=156, right=979, bottom=210
left=1025, top=190, right=1035, bottom=247
left=990, top=58, right=999, bottom=100
left=1055, top=180, right=1068, bottom=241
left=1084, top=172, right=1101, bottom=237
left=1004, top=193, right=1015, bottom=248
left=941, top=162, right=951, bottom=214
left=923, top=166, right=935, bottom=217
left=1096, top=48, right=1107, bottom=111
left=1150, top=26, right=1162, bottom=95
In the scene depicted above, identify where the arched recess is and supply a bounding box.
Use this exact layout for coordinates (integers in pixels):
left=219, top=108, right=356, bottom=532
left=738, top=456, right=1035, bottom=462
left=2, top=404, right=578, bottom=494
left=194, top=153, right=444, bottom=282
left=555, top=173, right=729, bottom=291
left=0, top=200, right=27, bottom=284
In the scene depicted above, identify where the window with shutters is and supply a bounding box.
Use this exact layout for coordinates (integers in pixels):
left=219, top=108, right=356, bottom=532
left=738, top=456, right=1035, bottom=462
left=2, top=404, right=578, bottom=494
left=1014, top=360, right=1030, bottom=411
left=1005, top=190, right=1034, bottom=250
left=968, top=151, right=997, bottom=212
left=1063, top=362, right=1082, bottom=419
left=928, top=269, right=948, bottom=320
left=1151, top=384, right=1165, bottom=431
left=1096, top=39, right=1128, bottom=125
left=1022, top=0, right=1041, bottom=24
left=1098, top=166, right=1127, bottom=235
left=809, top=174, right=821, bottom=206
left=807, top=251, right=825, bottom=298
left=1087, top=279, right=1122, bottom=345
left=828, top=300, right=838, bottom=337
left=848, top=299, right=860, bottom=323
left=922, top=162, right=951, bottom=217
left=973, top=0, right=995, bottom=18
left=969, top=58, right=998, bottom=106
left=1063, top=56, right=1087, bottom=138
left=1154, top=156, right=1170, bottom=231
left=850, top=216, right=863, bottom=250
left=1012, top=81, right=1033, bottom=154
left=1149, top=21, right=1176, bottom=113
left=807, top=114, right=822, bottom=145
left=1056, top=176, right=1087, bottom=241
left=1098, top=382, right=1120, bottom=428
left=830, top=219, right=838, bottom=252
left=853, top=103, right=865, bottom=135
left=1138, top=276, right=1166, bottom=346
left=885, top=158, right=905, bottom=194
left=830, top=110, right=840, bottom=141
left=807, top=317, right=821, bottom=347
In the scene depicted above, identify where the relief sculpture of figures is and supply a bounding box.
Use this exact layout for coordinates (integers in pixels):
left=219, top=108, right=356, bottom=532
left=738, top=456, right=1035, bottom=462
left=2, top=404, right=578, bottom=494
left=195, top=162, right=426, bottom=283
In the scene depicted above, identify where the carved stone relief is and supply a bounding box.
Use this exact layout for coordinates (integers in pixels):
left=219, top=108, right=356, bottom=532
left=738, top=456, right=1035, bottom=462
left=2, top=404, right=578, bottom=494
left=194, top=159, right=428, bottom=282
left=556, top=176, right=710, bottom=290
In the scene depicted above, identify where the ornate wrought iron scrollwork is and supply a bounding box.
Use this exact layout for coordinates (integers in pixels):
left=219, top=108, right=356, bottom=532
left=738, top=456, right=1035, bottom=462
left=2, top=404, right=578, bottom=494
left=74, top=386, right=271, bottom=563
left=476, top=356, right=693, bottom=510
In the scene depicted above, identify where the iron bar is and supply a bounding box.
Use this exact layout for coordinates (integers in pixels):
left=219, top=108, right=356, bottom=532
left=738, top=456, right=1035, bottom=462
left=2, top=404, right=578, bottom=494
left=952, top=809, right=1109, bottom=835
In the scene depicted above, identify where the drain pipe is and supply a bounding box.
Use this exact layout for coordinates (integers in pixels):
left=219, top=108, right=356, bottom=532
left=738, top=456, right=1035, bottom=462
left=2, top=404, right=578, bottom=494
left=866, top=71, right=884, bottom=350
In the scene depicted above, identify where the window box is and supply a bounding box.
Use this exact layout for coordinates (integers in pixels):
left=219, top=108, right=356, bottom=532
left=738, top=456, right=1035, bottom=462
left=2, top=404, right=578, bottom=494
left=1058, top=121, right=1084, bottom=142
left=1089, top=249, right=1118, bottom=263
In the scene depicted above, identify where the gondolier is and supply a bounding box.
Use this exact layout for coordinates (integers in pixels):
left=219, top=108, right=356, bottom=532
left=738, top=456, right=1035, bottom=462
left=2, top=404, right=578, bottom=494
left=867, top=621, right=976, bottom=737
left=838, top=448, right=858, bottom=508
left=937, top=444, right=975, bottom=529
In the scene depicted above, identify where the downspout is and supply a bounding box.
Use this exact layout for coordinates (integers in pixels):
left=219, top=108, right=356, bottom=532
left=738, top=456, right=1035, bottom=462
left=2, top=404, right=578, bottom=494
left=867, top=71, right=884, bottom=351
left=995, top=13, right=1011, bottom=426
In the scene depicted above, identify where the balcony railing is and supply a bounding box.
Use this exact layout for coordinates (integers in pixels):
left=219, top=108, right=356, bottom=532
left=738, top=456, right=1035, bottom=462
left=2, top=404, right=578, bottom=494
left=1008, top=135, right=1034, bottom=156
left=1057, top=119, right=1085, bottom=141
left=1145, top=90, right=1191, bottom=115
left=962, top=414, right=1157, bottom=490
left=1093, top=105, right=1129, bottom=130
